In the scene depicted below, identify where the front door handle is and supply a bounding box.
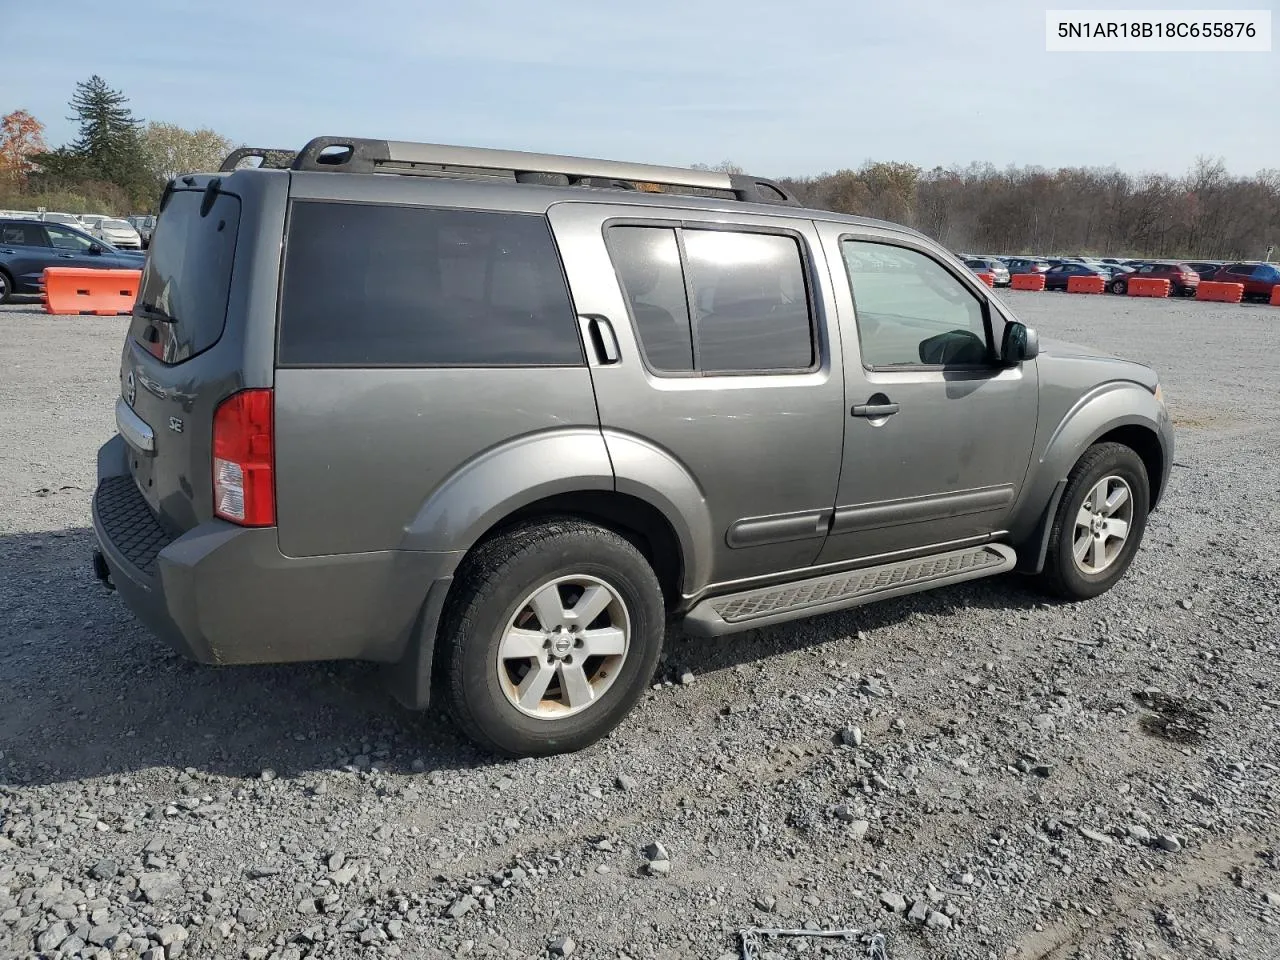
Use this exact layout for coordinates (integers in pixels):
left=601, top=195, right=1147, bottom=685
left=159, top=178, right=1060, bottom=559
left=851, top=399, right=900, bottom=418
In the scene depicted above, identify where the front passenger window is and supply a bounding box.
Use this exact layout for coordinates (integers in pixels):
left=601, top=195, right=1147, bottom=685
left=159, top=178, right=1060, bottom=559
left=842, top=240, right=991, bottom=368
left=46, top=226, right=94, bottom=252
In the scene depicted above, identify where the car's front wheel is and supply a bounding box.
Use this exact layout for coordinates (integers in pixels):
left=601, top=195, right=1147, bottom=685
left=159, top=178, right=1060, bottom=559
left=1037, top=442, right=1150, bottom=600
left=1110, top=279, right=1127, bottom=295
left=0, top=269, right=13, bottom=305
left=438, top=518, right=665, bottom=757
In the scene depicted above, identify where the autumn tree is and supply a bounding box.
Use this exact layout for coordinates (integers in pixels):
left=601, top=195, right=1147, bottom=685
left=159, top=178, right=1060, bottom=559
left=0, top=109, right=47, bottom=185
left=139, top=121, right=235, bottom=186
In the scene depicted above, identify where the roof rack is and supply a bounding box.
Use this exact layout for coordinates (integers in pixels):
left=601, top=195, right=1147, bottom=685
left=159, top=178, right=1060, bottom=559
left=219, top=136, right=800, bottom=207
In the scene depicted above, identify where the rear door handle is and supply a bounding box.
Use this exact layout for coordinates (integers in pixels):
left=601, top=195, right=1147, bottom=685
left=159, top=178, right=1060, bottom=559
left=851, top=401, right=900, bottom=417
left=579, top=315, right=621, bottom=365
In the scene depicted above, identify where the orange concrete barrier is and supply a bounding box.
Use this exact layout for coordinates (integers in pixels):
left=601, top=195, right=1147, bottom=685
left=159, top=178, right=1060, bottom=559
left=1010, top=273, right=1046, bottom=291
left=975, top=272, right=995, bottom=287
left=1271, top=285, right=1280, bottom=306
left=1127, top=277, right=1170, bottom=298
left=42, top=267, right=142, bottom=316
left=1196, top=281, right=1244, bottom=303
left=1066, top=275, right=1105, bottom=294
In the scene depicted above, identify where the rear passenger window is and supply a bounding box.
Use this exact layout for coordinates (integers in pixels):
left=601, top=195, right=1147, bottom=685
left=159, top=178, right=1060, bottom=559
left=608, top=227, right=694, bottom=372
left=608, top=225, right=814, bottom=374
left=1, top=223, right=45, bottom=246
left=279, top=202, right=582, bottom=366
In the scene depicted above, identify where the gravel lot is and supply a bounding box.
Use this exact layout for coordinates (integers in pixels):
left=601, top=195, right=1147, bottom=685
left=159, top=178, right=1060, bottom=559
left=2, top=291, right=1278, bottom=960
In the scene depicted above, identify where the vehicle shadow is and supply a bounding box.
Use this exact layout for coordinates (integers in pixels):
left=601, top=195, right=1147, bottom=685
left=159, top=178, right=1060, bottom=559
left=0, top=526, right=1058, bottom=788
left=665, top=570, right=1055, bottom=678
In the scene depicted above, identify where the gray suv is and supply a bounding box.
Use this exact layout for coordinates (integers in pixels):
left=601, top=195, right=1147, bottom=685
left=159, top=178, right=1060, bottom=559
left=92, top=137, right=1173, bottom=757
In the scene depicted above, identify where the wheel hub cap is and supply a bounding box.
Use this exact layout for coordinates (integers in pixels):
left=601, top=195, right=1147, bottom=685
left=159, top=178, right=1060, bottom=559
left=497, top=574, right=631, bottom=719
left=1072, top=475, right=1135, bottom=575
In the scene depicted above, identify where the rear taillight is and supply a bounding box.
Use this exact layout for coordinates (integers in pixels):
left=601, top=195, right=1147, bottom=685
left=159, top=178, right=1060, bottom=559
left=212, top=389, right=274, bottom=526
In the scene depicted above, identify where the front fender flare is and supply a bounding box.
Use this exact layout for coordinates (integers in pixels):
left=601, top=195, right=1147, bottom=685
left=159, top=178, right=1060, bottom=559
left=1010, top=381, right=1172, bottom=565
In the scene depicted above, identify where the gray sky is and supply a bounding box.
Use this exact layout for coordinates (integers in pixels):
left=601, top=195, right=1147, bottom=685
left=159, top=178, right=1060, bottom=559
left=7, top=0, right=1277, bottom=177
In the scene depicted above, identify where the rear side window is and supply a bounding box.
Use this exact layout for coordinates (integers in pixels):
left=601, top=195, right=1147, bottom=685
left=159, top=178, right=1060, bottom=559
left=607, top=225, right=815, bottom=374
left=0, top=222, right=45, bottom=246
left=279, top=202, right=582, bottom=367
left=132, top=189, right=241, bottom=364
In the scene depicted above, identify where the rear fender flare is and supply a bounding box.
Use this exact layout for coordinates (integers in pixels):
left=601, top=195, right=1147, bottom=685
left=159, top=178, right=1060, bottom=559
left=603, top=429, right=714, bottom=596
left=399, top=428, right=614, bottom=562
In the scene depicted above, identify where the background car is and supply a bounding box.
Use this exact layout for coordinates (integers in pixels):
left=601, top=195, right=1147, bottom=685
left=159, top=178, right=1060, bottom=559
left=1210, top=262, right=1280, bottom=301
left=1005, top=257, right=1051, bottom=276
left=0, top=218, right=145, bottom=303
left=1111, top=262, right=1200, bottom=296
left=1043, top=261, right=1109, bottom=291
left=963, top=257, right=1010, bottom=286
left=1185, top=261, right=1224, bottom=281
left=91, top=217, right=143, bottom=249
left=127, top=215, right=157, bottom=248
left=39, top=212, right=88, bottom=230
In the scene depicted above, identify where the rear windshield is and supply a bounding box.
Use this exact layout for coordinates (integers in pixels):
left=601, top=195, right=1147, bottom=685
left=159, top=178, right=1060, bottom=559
left=131, top=188, right=240, bottom=364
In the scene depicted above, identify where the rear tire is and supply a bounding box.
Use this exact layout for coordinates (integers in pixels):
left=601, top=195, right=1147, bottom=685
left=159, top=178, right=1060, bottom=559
left=438, top=518, right=665, bottom=757
left=1037, top=442, right=1150, bottom=600
left=0, top=269, right=13, bottom=305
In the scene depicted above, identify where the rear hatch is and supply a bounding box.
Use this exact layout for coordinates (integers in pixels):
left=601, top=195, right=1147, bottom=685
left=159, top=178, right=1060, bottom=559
left=119, top=184, right=243, bottom=536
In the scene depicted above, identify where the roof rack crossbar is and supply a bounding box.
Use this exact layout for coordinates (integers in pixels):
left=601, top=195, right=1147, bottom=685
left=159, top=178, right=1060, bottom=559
left=218, top=147, right=298, bottom=173
left=257, top=137, right=799, bottom=206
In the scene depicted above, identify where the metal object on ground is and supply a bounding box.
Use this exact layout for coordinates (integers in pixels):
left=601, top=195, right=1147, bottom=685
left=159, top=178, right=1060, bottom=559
left=739, top=927, right=888, bottom=960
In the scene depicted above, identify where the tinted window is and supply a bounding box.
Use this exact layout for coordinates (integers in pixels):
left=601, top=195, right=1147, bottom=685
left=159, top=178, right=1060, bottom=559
left=279, top=202, right=581, bottom=367
left=609, top=227, right=694, bottom=371
left=608, top=226, right=814, bottom=374
left=684, top=230, right=813, bottom=372
left=842, top=240, right=990, bottom=368
left=0, top=222, right=45, bottom=246
left=131, top=189, right=241, bottom=365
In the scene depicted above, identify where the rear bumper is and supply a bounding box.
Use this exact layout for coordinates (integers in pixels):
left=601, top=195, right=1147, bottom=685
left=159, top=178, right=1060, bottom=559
left=91, top=434, right=458, bottom=668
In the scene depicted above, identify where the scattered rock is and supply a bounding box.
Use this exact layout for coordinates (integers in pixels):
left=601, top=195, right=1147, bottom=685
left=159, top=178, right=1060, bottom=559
left=926, top=911, right=952, bottom=931
left=447, top=895, right=478, bottom=919
left=90, top=858, right=119, bottom=881
left=879, top=892, right=907, bottom=914
left=839, top=726, right=864, bottom=747
left=907, top=900, right=929, bottom=924
left=1156, top=834, right=1183, bottom=852
left=616, top=774, right=638, bottom=792
left=642, top=841, right=670, bottom=862
left=549, top=934, right=577, bottom=957
left=138, top=871, right=183, bottom=903
left=36, top=922, right=70, bottom=953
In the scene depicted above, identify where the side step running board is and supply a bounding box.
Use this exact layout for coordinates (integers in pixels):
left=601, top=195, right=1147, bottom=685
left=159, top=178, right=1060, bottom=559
left=683, top=544, right=1016, bottom=636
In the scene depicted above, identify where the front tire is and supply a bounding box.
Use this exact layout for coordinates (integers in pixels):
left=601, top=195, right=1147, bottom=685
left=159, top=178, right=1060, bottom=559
left=0, top=269, right=13, bottom=305
left=1037, top=442, right=1150, bottom=600
left=439, top=518, right=665, bottom=757
left=1110, top=279, right=1127, bottom=295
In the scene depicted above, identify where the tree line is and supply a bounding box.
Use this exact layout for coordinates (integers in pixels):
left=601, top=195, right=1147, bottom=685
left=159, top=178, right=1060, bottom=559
left=0, top=76, right=234, bottom=216
left=769, top=159, right=1277, bottom=261
left=4, top=79, right=1276, bottom=260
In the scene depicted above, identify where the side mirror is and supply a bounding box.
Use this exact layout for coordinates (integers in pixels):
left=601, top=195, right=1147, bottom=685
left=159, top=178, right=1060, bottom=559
left=88, top=243, right=104, bottom=255
left=1001, top=321, right=1039, bottom=364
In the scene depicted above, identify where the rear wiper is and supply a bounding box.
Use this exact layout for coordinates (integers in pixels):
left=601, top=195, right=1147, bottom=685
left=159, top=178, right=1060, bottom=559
left=137, top=301, right=178, bottom=323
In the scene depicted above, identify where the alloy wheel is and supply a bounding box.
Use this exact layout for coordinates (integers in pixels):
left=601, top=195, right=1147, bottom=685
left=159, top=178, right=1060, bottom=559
left=1072, top=475, right=1134, bottom=575
left=497, top=574, right=631, bottom=719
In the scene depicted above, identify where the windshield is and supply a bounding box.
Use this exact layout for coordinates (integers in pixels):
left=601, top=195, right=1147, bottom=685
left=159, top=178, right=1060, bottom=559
left=131, top=188, right=240, bottom=364
left=104, top=219, right=133, bottom=229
